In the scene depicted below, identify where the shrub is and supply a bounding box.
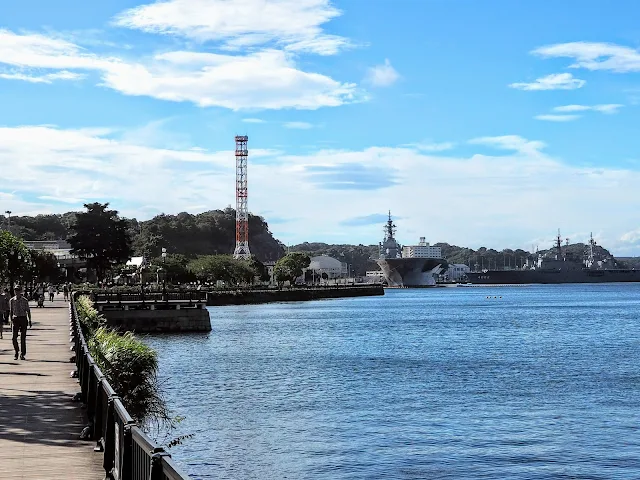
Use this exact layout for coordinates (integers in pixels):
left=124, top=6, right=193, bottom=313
left=88, top=327, right=166, bottom=423
left=75, top=295, right=106, bottom=333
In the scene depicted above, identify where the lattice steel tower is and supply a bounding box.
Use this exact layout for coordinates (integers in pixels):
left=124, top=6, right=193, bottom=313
left=233, top=135, right=251, bottom=259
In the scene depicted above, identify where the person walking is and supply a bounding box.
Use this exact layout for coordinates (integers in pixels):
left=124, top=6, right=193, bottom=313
left=63, top=283, right=69, bottom=301
left=9, top=286, right=31, bottom=360
left=36, top=283, right=45, bottom=308
left=0, top=287, right=8, bottom=339
left=48, top=284, right=55, bottom=302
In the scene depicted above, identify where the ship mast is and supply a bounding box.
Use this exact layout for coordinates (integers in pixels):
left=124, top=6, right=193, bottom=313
left=587, top=232, right=596, bottom=267
left=555, top=229, right=563, bottom=260
left=384, top=210, right=397, bottom=241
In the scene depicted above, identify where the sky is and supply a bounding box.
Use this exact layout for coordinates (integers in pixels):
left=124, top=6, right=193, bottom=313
left=1, top=0, right=640, bottom=254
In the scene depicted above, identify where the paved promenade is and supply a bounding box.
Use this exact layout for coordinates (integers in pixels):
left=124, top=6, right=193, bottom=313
left=0, top=298, right=103, bottom=479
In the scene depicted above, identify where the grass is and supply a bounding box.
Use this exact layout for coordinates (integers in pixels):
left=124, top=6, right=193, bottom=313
left=77, top=295, right=168, bottom=424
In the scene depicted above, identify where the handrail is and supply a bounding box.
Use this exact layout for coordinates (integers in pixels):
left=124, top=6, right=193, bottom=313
left=70, top=293, right=191, bottom=480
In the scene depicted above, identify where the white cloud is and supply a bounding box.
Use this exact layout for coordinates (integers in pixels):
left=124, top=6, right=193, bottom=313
left=0, top=70, right=85, bottom=83
left=4, top=125, right=640, bottom=253
left=620, top=228, right=640, bottom=244
left=533, top=41, right=640, bottom=73
left=405, top=142, right=455, bottom=152
left=0, top=30, right=360, bottom=110
left=283, top=121, right=313, bottom=129
left=469, top=135, right=546, bottom=156
left=554, top=104, right=623, bottom=114
left=509, top=73, right=585, bottom=91
left=114, top=0, right=350, bottom=55
left=535, top=114, right=581, bottom=122
left=243, top=118, right=266, bottom=123
left=364, top=59, right=400, bottom=87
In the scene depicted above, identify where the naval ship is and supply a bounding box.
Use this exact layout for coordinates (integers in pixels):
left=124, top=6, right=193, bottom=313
left=376, top=213, right=445, bottom=287
left=466, top=231, right=640, bottom=284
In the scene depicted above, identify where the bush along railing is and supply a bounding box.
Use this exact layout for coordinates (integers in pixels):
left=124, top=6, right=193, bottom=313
left=70, top=293, right=190, bottom=480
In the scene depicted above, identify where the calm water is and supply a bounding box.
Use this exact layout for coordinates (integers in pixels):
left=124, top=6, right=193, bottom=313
left=144, top=284, right=640, bottom=479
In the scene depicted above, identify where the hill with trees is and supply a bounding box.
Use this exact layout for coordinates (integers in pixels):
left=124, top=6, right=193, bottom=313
left=5, top=207, right=285, bottom=262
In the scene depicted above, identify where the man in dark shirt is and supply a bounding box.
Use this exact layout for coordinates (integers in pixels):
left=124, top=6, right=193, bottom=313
left=9, top=286, right=32, bottom=361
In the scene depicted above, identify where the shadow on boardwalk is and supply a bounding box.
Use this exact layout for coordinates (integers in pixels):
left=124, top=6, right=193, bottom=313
left=0, top=389, right=87, bottom=447
left=0, top=299, right=103, bottom=479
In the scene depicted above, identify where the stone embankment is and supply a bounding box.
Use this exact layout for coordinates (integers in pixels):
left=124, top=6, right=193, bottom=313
left=90, top=285, right=384, bottom=333
left=207, top=284, right=384, bottom=306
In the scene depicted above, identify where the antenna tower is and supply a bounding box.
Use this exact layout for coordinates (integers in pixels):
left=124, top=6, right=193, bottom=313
left=233, top=135, right=251, bottom=260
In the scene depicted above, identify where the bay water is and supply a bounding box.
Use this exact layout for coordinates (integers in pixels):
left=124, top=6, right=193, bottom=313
left=144, top=284, right=640, bottom=479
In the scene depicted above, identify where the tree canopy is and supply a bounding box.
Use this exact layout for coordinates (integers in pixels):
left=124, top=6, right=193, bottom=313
left=68, top=203, right=133, bottom=281
left=187, top=255, right=257, bottom=286
left=0, top=231, right=30, bottom=287
left=273, top=253, right=311, bottom=285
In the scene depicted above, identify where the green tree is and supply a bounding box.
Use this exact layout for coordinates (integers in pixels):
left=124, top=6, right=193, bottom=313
left=151, top=254, right=195, bottom=284
left=68, top=203, right=133, bottom=282
left=248, top=255, right=270, bottom=283
left=187, top=255, right=257, bottom=286
left=29, top=249, right=59, bottom=282
left=273, top=253, right=311, bottom=285
left=0, top=231, right=30, bottom=289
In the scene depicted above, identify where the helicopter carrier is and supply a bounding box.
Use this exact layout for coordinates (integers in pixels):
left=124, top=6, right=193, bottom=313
left=466, top=231, right=640, bottom=284
left=376, top=213, right=445, bottom=287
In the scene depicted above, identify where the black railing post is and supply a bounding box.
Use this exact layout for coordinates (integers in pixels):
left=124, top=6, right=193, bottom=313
left=103, top=396, right=117, bottom=475
left=121, top=423, right=133, bottom=480
left=149, top=448, right=171, bottom=480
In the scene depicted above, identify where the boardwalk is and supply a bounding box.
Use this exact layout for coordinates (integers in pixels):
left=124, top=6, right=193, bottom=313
left=0, top=298, right=103, bottom=480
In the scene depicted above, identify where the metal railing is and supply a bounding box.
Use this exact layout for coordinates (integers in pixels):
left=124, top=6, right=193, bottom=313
left=91, top=291, right=208, bottom=305
left=70, top=295, right=191, bottom=480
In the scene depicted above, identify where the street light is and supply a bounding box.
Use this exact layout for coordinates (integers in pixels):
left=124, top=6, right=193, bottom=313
left=161, top=247, right=167, bottom=300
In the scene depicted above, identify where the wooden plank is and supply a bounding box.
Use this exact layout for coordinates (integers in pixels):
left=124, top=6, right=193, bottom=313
left=0, top=296, right=104, bottom=480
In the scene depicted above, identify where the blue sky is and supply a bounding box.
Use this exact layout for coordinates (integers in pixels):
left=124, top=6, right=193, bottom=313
left=1, top=0, right=640, bottom=254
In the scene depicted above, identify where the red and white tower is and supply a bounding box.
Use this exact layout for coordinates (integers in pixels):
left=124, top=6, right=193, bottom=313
left=233, top=135, right=251, bottom=259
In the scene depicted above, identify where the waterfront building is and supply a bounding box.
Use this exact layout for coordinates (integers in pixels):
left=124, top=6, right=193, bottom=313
left=445, top=264, right=471, bottom=282
left=401, top=237, right=442, bottom=259
left=305, top=255, right=347, bottom=280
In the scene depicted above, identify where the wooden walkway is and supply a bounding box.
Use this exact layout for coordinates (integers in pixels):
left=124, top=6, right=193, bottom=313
left=0, top=298, right=103, bottom=480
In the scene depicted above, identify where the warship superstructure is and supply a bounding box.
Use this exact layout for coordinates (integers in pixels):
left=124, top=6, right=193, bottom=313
left=466, top=231, right=640, bottom=284
left=376, top=213, right=445, bottom=287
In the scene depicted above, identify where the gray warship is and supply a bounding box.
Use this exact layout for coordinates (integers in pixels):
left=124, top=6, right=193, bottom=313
left=376, top=213, right=445, bottom=287
left=466, top=231, right=640, bottom=284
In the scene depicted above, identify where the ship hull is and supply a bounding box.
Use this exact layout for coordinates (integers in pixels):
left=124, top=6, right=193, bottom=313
left=466, top=269, right=640, bottom=284
left=377, top=258, right=445, bottom=287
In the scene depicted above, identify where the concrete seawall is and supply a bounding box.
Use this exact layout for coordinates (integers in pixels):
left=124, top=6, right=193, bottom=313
left=98, top=305, right=212, bottom=333
left=207, top=285, right=384, bottom=306
left=93, top=285, right=383, bottom=333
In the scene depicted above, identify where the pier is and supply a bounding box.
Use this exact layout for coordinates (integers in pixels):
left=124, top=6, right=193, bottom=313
left=0, top=300, right=102, bottom=479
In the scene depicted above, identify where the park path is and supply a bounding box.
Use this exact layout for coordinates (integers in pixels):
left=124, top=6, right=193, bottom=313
left=0, top=296, right=103, bottom=480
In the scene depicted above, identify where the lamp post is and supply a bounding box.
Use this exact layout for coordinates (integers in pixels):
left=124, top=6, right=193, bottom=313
left=161, top=247, right=167, bottom=301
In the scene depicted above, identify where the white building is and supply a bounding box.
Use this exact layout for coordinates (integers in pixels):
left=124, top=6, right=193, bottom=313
left=402, top=237, right=442, bottom=259
left=306, top=255, right=347, bottom=280
left=445, top=264, right=470, bottom=282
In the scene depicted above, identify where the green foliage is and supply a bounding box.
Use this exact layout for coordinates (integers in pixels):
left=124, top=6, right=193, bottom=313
left=187, top=255, right=257, bottom=285
left=3, top=212, right=76, bottom=241
left=28, top=249, right=59, bottom=281
left=68, top=203, right=133, bottom=281
left=248, top=255, right=270, bottom=282
left=132, top=208, right=284, bottom=261
left=274, top=252, right=311, bottom=284
left=88, top=327, right=163, bottom=423
left=75, top=295, right=107, bottom=333
left=150, top=254, right=195, bottom=284
left=0, top=231, right=30, bottom=285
